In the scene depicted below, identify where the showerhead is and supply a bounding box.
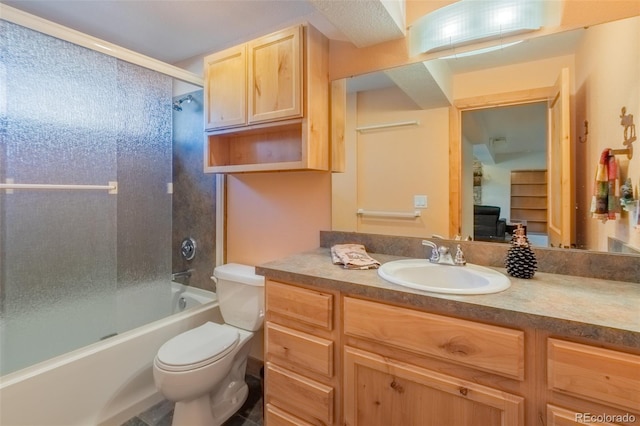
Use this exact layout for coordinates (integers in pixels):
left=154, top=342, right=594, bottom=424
left=173, top=94, right=195, bottom=111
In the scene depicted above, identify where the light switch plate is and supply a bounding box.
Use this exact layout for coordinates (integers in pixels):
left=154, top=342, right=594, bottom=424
left=414, top=195, right=427, bottom=208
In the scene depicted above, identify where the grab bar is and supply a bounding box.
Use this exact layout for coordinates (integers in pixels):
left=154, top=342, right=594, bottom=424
left=355, top=120, right=419, bottom=133
left=1, top=180, right=118, bottom=194
left=357, top=208, right=421, bottom=219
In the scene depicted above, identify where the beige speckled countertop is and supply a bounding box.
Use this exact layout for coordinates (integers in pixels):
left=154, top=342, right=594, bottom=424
left=257, top=248, right=640, bottom=348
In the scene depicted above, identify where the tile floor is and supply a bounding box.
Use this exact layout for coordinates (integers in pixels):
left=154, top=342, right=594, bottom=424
left=122, top=374, right=263, bottom=426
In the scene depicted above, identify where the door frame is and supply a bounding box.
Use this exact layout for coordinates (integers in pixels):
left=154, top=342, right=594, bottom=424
left=449, top=87, right=555, bottom=238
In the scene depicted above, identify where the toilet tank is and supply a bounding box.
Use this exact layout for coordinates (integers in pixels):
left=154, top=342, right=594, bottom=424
left=213, top=263, right=265, bottom=331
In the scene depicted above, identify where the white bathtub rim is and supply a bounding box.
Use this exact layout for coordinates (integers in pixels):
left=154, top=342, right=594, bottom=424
left=0, top=290, right=217, bottom=388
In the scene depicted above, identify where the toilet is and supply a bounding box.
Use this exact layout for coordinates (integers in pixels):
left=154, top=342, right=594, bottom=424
left=153, top=263, right=265, bottom=426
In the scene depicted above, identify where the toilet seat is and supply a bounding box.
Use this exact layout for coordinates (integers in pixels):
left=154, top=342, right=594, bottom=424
left=156, top=322, right=239, bottom=372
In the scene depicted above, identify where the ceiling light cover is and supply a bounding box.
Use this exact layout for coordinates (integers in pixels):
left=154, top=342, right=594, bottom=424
left=410, top=0, right=544, bottom=56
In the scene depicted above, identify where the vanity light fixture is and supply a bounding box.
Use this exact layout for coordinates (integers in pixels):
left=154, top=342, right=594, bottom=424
left=440, top=40, right=523, bottom=59
left=409, top=0, right=545, bottom=56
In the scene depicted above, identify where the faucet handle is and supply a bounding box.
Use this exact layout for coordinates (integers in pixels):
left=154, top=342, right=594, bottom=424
left=422, top=240, right=440, bottom=263
left=454, top=244, right=466, bottom=266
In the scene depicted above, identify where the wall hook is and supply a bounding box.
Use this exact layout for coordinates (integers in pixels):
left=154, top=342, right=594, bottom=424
left=578, top=120, right=588, bottom=144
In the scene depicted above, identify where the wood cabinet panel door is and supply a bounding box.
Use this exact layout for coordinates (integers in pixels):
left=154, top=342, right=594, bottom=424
left=248, top=25, right=302, bottom=124
left=344, top=346, right=524, bottom=426
left=204, top=44, right=247, bottom=130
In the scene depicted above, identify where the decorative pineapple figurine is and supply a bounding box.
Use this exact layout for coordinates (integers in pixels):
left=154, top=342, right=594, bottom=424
left=505, top=224, right=537, bottom=279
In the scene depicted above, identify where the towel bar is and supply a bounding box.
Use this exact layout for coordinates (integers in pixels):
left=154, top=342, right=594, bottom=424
left=355, top=120, right=419, bottom=133
left=1, top=180, right=118, bottom=194
left=357, top=209, right=421, bottom=219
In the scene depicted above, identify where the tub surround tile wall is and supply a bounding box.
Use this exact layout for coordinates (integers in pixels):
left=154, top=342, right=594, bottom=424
left=320, top=231, right=640, bottom=284
left=171, top=90, right=217, bottom=292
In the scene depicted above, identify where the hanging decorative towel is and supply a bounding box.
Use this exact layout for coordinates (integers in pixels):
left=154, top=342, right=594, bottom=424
left=590, top=148, right=620, bottom=222
left=331, top=244, right=380, bottom=270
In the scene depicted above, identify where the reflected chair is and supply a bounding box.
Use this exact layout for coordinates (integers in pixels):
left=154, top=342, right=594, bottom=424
left=473, top=205, right=507, bottom=242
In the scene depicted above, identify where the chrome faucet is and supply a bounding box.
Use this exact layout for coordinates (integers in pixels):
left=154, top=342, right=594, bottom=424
left=422, top=240, right=466, bottom=266
left=172, top=269, right=194, bottom=281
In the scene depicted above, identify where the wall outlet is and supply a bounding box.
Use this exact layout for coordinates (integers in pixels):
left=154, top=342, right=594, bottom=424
left=414, top=195, right=427, bottom=208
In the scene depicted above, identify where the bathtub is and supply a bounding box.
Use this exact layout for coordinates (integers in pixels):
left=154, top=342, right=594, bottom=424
left=0, top=283, right=221, bottom=426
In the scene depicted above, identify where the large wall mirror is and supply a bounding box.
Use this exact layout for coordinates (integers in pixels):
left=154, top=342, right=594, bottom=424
left=331, top=15, right=640, bottom=255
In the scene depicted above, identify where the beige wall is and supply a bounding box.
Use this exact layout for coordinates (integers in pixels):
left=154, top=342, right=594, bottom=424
left=226, top=171, right=332, bottom=265
left=574, top=15, right=640, bottom=251
left=332, top=86, right=450, bottom=238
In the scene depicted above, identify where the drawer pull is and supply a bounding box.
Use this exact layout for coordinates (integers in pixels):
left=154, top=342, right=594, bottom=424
left=459, top=387, right=469, bottom=396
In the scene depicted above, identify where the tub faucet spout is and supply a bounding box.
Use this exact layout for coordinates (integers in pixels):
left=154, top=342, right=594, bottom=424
left=172, top=269, right=194, bottom=281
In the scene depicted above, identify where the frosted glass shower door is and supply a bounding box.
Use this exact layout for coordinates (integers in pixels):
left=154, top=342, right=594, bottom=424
left=0, top=21, right=172, bottom=376
left=0, top=21, right=119, bottom=375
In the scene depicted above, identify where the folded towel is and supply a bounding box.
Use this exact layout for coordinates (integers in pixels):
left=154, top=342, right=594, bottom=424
left=331, top=244, right=380, bottom=270
left=591, top=148, right=620, bottom=222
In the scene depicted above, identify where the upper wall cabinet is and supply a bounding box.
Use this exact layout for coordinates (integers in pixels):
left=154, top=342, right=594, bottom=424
left=204, top=44, right=247, bottom=130
left=248, top=25, right=302, bottom=124
left=203, top=24, right=329, bottom=173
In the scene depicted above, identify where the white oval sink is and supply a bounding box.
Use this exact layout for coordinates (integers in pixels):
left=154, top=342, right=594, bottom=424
left=378, top=259, right=510, bottom=295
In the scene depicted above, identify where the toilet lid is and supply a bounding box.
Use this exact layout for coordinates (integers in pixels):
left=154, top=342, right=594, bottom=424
left=156, top=322, right=239, bottom=372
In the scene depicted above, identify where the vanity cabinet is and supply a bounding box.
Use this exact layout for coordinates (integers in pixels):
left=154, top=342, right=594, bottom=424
left=203, top=24, right=329, bottom=173
left=264, top=280, right=341, bottom=425
left=543, top=336, right=640, bottom=425
left=343, top=297, right=526, bottom=426
left=261, top=256, right=639, bottom=426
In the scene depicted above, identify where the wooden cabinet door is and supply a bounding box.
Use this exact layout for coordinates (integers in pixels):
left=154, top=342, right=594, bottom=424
left=204, top=44, right=246, bottom=130
left=344, top=346, right=524, bottom=426
left=248, top=25, right=302, bottom=124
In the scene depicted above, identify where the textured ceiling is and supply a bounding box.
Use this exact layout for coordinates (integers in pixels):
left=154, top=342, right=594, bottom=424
left=1, top=0, right=406, bottom=64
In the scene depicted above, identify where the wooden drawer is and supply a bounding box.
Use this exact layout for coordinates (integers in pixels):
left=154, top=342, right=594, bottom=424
left=266, top=321, right=333, bottom=377
left=265, top=403, right=315, bottom=426
left=266, top=362, right=334, bottom=424
left=548, top=338, right=640, bottom=412
left=546, top=404, right=620, bottom=426
left=266, top=280, right=333, bottom=330
left=344, top=297, right=525, bottom=379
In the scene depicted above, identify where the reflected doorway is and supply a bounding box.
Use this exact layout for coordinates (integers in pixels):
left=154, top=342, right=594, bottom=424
left=461, top=102, right=549, bottom=246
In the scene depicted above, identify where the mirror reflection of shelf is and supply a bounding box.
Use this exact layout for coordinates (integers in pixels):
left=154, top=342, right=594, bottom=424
left=510, top=170, right=547, bottom=234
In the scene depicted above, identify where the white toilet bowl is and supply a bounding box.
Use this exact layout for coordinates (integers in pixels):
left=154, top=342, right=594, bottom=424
left=153, top=263, right=264, bottom=426
left=153, top=322, right=254, bottom=425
